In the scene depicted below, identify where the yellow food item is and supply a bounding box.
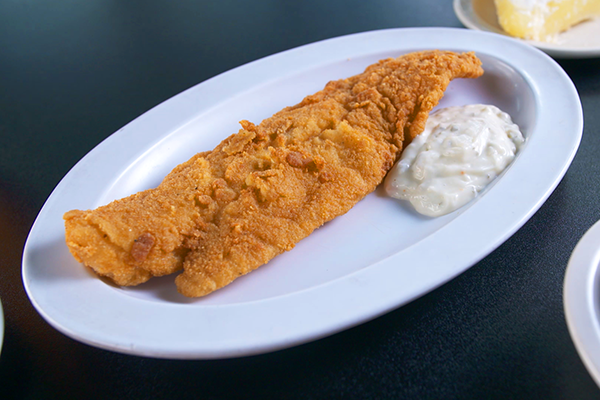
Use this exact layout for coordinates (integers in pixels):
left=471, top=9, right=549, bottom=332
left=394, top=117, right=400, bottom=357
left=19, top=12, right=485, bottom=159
left=64, top=51, right=484, bottom=298
left=494, top=0, right=600, bottom=41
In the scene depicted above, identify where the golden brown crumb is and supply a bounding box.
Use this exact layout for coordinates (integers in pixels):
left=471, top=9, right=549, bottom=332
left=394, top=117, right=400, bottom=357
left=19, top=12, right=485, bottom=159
left=64, top=50, right=483, bottom=297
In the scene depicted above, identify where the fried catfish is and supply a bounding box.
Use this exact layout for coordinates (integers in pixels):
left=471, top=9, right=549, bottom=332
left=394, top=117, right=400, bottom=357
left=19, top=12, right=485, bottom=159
left=64, top=50, right=484, bottom=297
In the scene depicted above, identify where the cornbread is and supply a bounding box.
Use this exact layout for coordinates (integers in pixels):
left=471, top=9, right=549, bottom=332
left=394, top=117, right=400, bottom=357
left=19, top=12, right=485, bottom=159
left=494, top=0, right=600, bottom=41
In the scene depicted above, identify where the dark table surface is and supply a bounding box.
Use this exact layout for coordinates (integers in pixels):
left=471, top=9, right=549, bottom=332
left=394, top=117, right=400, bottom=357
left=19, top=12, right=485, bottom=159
left=2, top=1, right=600, bottom=399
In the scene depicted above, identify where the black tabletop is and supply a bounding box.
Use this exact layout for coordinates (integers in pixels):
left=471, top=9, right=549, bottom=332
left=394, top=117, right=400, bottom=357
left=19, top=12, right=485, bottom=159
left=2, top=1, right=600, bottom=399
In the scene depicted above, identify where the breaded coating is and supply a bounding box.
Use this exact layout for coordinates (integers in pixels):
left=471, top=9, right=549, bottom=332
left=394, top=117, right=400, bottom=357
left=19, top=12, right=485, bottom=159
left=64, top=50, right=484, bottom=297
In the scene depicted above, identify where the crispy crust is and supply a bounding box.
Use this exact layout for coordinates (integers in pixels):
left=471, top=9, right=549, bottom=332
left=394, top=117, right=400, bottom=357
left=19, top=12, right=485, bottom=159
left=64, top=50, right=483, bottom=297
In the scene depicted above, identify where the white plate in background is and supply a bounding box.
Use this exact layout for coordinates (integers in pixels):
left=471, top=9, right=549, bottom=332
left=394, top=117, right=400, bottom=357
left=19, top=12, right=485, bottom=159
left=22, top=28, right=582, bottom=359
left=0, top=297, right=4, bottom=355
left=454, top=0, right=600, bottom=58
left=564, top=220, right=600, bottom=387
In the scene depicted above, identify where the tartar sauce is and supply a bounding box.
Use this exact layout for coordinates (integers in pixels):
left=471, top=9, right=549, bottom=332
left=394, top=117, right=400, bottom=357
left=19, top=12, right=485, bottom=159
left=384, top=104, right=525, bottom=217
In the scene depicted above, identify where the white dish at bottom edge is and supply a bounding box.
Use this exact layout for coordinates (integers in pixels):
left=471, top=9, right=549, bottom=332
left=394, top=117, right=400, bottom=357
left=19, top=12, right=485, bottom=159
left=22, top=28, right=582, bottom=359
left=564, top=220, right=600, bottom=387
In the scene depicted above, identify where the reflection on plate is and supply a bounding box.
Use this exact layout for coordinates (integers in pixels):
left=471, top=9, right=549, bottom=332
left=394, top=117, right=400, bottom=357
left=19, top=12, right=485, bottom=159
left=564, top=220, right=600, bottom=387
left=454, top=0, right=600, bottom=58
left=22, top=28, right=582, bottom=359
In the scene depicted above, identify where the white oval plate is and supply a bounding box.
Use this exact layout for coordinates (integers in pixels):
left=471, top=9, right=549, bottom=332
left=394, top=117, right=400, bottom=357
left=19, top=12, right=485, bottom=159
left=22, top=28, right=582, bottom=359
left=564, top=220, right=600, bottom=387
left=454, top=0, right=600, bottom=58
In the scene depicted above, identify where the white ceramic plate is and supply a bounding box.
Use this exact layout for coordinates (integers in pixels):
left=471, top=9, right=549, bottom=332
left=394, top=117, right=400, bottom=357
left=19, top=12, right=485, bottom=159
left=0, top=297, right=4, bottom=356
left=564, top=220, right=600, bottom=387
left=454, top=0, right=600, bottom=58
left=22, top=28, right=582, bottom=359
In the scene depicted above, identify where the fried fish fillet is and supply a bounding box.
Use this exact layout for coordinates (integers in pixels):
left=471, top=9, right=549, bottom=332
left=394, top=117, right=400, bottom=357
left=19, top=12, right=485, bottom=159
left=64, top=50, right=483, bottom=297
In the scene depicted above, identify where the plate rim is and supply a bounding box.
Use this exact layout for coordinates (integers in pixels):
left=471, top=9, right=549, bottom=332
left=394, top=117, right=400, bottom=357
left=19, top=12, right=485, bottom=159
left=0, top=297, right=4, bottom=356
left=453, top=0, right=600, bottom=59
left=22, top=27, right=583, bottom=359
left=564, top=220, right=600, bottom=387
